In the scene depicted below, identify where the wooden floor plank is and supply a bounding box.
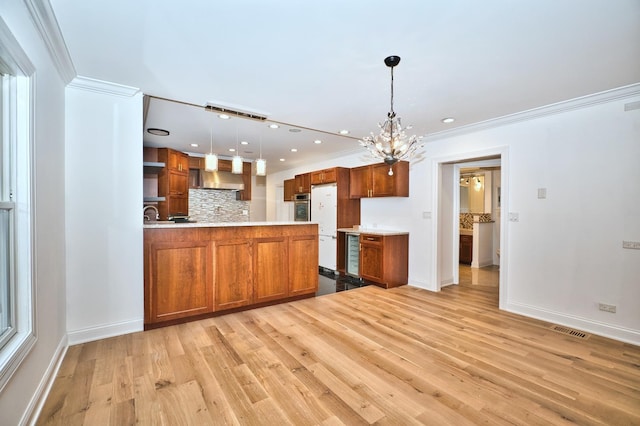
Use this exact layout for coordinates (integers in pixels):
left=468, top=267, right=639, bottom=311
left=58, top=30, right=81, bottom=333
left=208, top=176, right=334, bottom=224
left=38, top=283, right=640, bottom=425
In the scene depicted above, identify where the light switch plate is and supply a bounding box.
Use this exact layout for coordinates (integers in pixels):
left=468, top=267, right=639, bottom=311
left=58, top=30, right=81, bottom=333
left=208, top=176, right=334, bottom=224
left=537, top=188, right=547, bottom=199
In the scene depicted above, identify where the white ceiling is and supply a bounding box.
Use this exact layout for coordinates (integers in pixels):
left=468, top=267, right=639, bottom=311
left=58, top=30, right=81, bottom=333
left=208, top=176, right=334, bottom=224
left=50, top=0, right=640, bottom=173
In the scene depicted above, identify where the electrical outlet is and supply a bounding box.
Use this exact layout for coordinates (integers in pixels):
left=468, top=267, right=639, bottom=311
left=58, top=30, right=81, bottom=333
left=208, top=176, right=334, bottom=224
left=622, top=241, right=640, bottom=250
left=598, top=303, right=616, bottom=313
left=509, top=212, right=519, bottom=222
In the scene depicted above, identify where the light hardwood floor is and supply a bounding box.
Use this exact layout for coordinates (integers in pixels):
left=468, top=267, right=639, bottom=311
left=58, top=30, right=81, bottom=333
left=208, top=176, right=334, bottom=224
left=38, top=283, right=640, bottom=425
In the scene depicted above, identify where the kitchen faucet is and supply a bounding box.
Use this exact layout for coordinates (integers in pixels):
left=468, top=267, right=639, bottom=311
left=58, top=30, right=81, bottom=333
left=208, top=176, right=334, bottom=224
left=143, top=205, right=160, bottom=221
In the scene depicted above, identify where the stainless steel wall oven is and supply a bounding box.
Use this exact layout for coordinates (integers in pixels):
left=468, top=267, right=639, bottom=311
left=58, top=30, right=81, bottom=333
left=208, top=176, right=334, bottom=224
left=294, top=193, right=310, bottom=221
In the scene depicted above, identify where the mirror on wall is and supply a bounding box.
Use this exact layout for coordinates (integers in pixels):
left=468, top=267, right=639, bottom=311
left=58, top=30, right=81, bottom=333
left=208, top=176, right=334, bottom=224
left=460, top=172, right=491, bottom=214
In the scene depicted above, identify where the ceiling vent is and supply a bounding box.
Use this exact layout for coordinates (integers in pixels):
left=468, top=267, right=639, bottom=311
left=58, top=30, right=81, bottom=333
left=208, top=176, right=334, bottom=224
left=204, top=102, right=268, bottom=121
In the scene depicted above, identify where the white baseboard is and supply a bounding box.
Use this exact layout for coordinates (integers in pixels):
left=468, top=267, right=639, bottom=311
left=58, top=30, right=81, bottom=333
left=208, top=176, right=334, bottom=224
left=506, top=301, right=640, bottom=346
left=23, top=335, right=68, bottom=426
left=67, top=319, right=143, bottom=345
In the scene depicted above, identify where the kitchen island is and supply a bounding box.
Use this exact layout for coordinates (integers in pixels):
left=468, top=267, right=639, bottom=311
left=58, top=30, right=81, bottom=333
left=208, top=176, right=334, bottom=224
left=144, top=222, right=318, bottom=329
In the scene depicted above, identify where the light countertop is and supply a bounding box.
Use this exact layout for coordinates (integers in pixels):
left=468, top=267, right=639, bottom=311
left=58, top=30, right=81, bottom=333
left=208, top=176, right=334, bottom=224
left=144, top=221, right=315, bottom=229
left=337, top=227, right=409, bottom=236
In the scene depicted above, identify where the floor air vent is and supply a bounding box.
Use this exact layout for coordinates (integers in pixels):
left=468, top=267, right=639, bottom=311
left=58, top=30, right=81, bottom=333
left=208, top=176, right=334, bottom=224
left=550, top=325, right=590, bottom=339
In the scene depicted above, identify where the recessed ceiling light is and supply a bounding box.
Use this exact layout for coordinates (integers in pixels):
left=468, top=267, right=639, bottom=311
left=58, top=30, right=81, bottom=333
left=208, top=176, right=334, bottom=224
left=240, top=141, right=249, bottom=145
left=218, top=114, right=230, bottom=119
left=269, top=124, right=279, bottom=129
left=289, top=128, right=302, bottom=133
left=442, top=117, right=455, bottom=123
left=339, top=129, right=350, bottom=135
left=147, top=128, right=170, bottom=136
left=279, top=158, right=285, bottom=162
left=290, top=148, right=298, bottom=152
left=229, top=148, right=236, bottom=152
left=190, top=143, right=199, bottom=147
left=314, top=139, right=322, bottom=144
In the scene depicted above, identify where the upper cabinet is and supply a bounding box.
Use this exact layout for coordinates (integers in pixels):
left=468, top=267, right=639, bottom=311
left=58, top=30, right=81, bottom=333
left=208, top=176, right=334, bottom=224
left=310, top=168, right=337, bottom=185
left=294, top=172, right=311, bottom=194
left=283, top=178, right=296, bottom=201
left=349, top=161, right=409, bottom=198
left=166, top=148, right=190, bottom=172
left=157, top=148, right=189, bottom=219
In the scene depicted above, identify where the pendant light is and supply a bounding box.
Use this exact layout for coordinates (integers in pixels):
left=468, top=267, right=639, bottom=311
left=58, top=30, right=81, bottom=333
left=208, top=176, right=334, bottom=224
left=231, top=115, right=243, bottom=174
left=204, top=116, right=218, bottom=171
left=360, top=56, right=424, bottom=174
left=256, top=134, right=266, bottom=176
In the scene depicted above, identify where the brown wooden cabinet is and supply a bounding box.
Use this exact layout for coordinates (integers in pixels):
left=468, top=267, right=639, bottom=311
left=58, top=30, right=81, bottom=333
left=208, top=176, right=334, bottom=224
left=254, top=237, right=289, bottom=303
left=295, top=172, right=311, bottom=194
left=310, top=168, right=337, bottom=185
left=359, top=233, right=408, bottom=288
left=283, top=178, right=296, bottom=201
left=214, top=239, right=254, bottom=310
left=237, top=161, right=252, bottom=201
left=349, top=161, right=409, bottom=198
left=144, top=224, right=318, bottom=328
left=157, top=148, right=189, bottom=219
left=289, top=234, right=319, bottom=296
left=145, top=238, right=213, bottom=324
left=188, top=156, right=203, bottom=170
left=459, top=235, right=473, bottom=265
left=167, top=148, right=190, bottom=172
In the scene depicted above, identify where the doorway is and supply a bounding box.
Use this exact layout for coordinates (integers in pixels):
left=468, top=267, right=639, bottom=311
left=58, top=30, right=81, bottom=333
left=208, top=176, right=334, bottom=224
left=434, top=148, right=509, bottom=310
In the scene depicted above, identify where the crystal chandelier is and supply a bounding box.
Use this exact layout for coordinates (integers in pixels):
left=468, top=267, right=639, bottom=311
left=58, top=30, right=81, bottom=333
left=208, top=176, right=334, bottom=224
left=360, top=56, right=423, bottom=173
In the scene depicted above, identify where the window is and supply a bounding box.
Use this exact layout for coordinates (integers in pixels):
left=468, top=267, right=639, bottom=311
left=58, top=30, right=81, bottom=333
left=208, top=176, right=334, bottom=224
left=0, top=17, right=36, bottom=392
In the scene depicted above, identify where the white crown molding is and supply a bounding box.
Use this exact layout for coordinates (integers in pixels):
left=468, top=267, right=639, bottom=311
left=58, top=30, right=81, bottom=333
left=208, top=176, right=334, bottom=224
left=23, top=0, right=76, bottom=84
left=69, top=76, right=140, bottom=97
left=423, top=83, right=640, bottom=142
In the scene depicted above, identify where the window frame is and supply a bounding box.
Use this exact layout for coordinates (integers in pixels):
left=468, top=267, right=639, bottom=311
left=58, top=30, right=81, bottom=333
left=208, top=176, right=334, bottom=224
left=0, top=16, right=37, bottom=393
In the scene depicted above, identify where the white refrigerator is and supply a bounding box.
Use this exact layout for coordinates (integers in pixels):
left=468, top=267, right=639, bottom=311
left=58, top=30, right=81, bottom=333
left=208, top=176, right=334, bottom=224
left=311, top=184, right=338, bottom=271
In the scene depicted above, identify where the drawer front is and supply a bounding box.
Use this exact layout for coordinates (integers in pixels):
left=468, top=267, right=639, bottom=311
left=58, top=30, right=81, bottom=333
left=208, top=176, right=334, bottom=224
left=360, top=234, right=382, bottom=244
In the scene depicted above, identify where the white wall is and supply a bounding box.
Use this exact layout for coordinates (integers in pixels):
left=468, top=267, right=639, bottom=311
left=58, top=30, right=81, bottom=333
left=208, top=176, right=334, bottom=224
left=0, top=3, right=68, bottom=425
left=64, top=79, right=143, bottom=344
left=266, top=87, right=640, bottom=345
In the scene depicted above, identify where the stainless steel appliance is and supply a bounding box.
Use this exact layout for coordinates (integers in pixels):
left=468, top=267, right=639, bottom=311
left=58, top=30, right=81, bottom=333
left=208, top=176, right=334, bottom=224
left=293, top=193, right=310, bottom=221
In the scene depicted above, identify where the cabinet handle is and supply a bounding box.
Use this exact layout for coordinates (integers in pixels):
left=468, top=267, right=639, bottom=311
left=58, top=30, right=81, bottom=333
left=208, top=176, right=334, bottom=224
left=366, top=237, right=376, bottom=241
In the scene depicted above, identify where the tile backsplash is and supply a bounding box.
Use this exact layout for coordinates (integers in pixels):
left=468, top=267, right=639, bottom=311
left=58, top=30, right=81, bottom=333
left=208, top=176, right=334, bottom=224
left=189, top=189, right=250, bottom=223
left=460, top=213, right=493, bottom=229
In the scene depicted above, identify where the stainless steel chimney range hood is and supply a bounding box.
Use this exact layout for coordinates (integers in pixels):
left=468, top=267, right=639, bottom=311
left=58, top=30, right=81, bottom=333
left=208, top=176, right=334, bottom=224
left=201, top=170, right=245, bottom=191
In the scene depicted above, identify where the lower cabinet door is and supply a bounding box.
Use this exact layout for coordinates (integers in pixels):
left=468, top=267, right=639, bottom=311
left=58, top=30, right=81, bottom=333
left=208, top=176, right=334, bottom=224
left=254, top=237, right=289, bottom=303
left=289, top=234, right=318, bottom=295
left=148, top=241, right=212, bottom=323
left=214, top=239, right=253, bottom=310
left=360, top=243, right=383, bottom=282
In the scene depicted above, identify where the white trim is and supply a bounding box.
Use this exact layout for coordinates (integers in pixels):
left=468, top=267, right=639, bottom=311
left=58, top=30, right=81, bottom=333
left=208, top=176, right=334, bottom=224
left=22, top=0, right=76, bottom=84
left=430, top=146, right=509, bottom=310
left=68, top=76, right=140, bottom=98
left=506, top=301, right=640, bottom=346
left=21, top=335, right=68, bottom=426
left=423, top=83, right=640, bottom=142
left=67, top=318, right=143, bottom=345
left=0, top=17, right=35, bottom=76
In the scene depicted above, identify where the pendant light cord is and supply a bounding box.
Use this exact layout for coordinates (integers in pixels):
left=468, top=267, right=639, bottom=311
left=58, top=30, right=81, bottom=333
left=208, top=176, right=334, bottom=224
left=390, top=65, right=395, bottom=117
